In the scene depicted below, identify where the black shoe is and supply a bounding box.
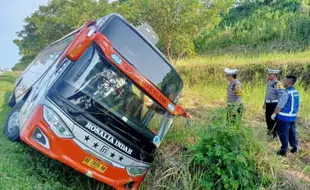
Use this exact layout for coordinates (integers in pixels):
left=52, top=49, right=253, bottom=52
left=272, top=134, right=278, bottom=139
left=290, top=149, right=298, bottom=154
left=277, top=150, right=287, bottom=156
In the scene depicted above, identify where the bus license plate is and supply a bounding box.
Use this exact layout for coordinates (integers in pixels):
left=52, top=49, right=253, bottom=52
left=82, top=157, right=107, bottom=173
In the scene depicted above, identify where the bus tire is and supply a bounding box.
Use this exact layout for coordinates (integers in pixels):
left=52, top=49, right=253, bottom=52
left=4, top=100, right=25, bottom=142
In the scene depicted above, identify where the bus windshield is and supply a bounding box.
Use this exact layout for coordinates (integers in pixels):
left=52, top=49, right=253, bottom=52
left=100, top=16, right=183, bottom=102
left=54, top=45, right=167, bottom=138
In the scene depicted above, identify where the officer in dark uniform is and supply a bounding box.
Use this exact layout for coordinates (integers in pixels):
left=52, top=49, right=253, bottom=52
left=263, top=69, right=283, bottom=138
left=225, top=68, right=243, bottom=124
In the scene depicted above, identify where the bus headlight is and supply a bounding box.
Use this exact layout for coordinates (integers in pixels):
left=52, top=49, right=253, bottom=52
left=126, top=166, right=148, bottom=177
left=43, top=105, right=73, bottom=138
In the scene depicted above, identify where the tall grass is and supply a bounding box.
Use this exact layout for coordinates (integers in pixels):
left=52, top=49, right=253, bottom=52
left=141, top=109, right=265, bottom=190
left=176, top=49, right=310, bottom=67
left=181, top=82, right=310, bottom=121
left=195, top=1, right=310, bottom=55
left=140, top=107, right=310, bottom=190
left=174, top=55, right=310, bottom=189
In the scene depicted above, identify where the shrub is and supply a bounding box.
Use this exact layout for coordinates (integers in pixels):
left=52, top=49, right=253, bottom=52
left=190, top=109, right=263, bottom=190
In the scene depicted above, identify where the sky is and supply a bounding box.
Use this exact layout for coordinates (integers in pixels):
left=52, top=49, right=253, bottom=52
left=0, top=0, right=119, bottom=69
left=0, top=0, right=49, bottom=69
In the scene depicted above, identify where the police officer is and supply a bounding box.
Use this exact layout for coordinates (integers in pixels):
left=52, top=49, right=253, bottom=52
left=272, top=75, right=300, bottom=156
left=225, top=68, right=243, bottom=123
left=263, top=69, right=283, bottom=138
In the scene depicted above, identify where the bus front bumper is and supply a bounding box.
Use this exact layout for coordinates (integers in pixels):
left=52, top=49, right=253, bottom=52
left=20, top=105, right=146, bottom=190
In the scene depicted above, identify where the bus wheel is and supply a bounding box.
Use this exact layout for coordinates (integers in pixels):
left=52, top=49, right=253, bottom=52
left=4, top=101, right=24, bottom=142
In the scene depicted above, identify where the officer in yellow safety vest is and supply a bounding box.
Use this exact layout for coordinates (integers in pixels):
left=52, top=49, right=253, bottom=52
left=225, top=68, right=243, bottom=124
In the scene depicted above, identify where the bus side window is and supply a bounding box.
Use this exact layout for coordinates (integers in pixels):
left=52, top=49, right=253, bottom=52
left=21, top=35, right=76, bottom=90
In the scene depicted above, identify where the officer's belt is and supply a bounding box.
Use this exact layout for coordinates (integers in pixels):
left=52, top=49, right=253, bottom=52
left=265, top=100, right=278, bottom=103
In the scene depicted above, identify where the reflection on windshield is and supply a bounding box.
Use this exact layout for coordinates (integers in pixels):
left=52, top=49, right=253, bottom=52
left=100, top=17, right=183, bottom=102
left=56, top=46, right=166, bottom=133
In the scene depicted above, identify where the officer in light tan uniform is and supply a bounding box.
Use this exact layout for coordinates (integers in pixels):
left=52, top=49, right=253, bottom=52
left=263, top=69, right=284, bottom=138
left=225, top=68, right=243, bottom=123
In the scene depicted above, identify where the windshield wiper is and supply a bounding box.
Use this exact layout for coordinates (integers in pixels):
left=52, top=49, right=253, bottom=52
left=67, top=109, right=107, bottom=115
left=73, top=59, right=92, bottom=82
left=53, top=91, right=146, bottom=147
left=66, top=103, right=131, bottom=132
left=67, top=106, right=141, bottom=144
left=53, top=95, right=109, bottom=117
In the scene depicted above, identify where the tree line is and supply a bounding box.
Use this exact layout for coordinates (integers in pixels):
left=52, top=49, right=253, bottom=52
left=13, top=0, right=233, bottom=70
left=13, top=0, right=310, bottom=70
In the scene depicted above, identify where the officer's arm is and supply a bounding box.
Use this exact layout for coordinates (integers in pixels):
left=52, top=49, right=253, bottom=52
left=236, top=96, right=242, bottom=104
left=276, top=81, right=284, bottom=100
left=274, top=91, right=288, bottom=114
left=234, top=84, right=242, bottom=104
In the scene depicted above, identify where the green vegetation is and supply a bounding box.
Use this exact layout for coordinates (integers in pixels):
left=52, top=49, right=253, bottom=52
left=196, top=0, right=310, bottom=55
left=13, top=0, right=233, bottom=70
left=12, top=0, right=310, bottom=70
left=192, top=111, right=262, bottom=190
left=2, top=68, right=310, bottom=189
left=138, top=74, right=310, bottom=189
left=2, top=0, right=310, bottom=189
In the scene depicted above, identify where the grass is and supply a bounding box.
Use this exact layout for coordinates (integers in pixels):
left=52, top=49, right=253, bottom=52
left=176, top=48, right=310, bottom=67
left=178, top=81, right=310, bottom=189
left=1, top=55, right=310, bottom=190
left=180, top=82, right=310, bottom=121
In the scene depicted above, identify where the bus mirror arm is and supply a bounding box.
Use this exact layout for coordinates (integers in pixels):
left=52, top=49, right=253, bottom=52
left=183, top=111, right=191, bottom=128
left=183, top=111, right=191, bottom=119
left=175, top=105, right=191, bottom=119
left=186, top=119, right=191, bottom=128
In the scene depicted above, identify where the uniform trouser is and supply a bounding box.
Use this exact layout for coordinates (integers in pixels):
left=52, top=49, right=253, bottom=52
left=277, top=120, right=298, bottom=153
left=265, top=103, right=278, bottom=137
left=227, top=104, right=244, bottom=124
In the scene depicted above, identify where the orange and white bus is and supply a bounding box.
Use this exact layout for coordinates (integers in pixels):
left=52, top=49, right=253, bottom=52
left=4, top=14, right=190, bottom=190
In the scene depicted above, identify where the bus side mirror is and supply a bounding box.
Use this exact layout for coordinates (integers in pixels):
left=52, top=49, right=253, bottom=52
left=183, top=111, right=191, bottom=128
left=65, top=25, right=96, bottom=62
